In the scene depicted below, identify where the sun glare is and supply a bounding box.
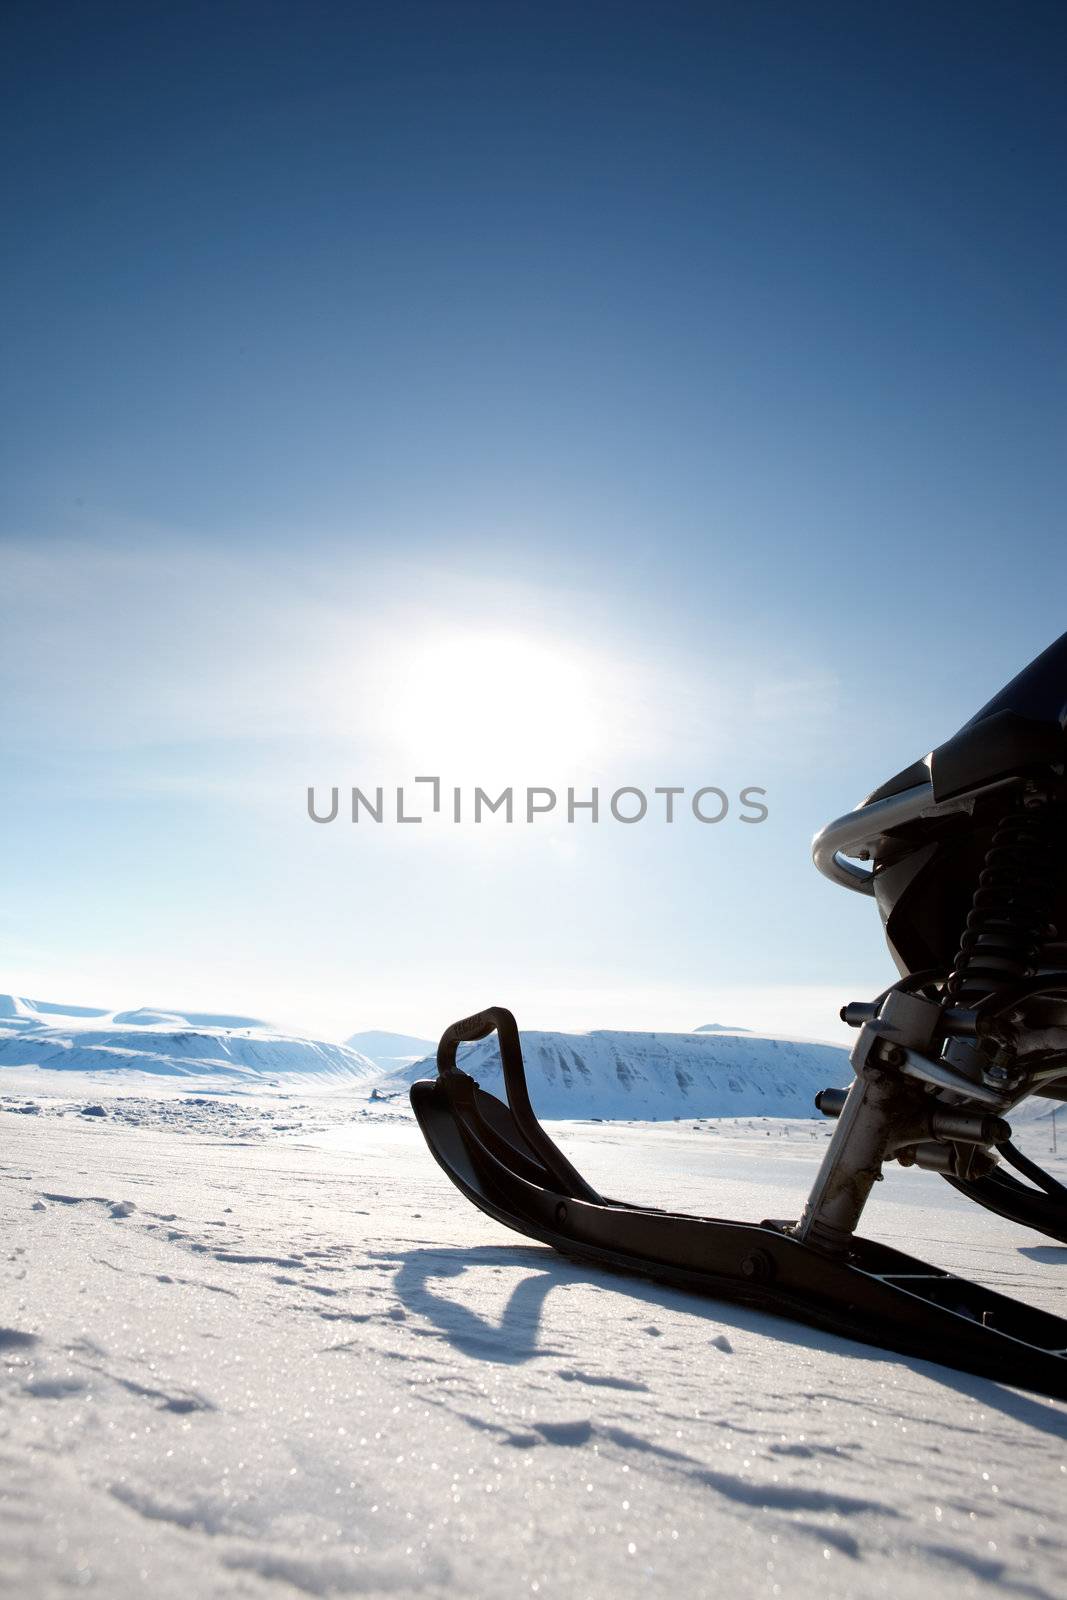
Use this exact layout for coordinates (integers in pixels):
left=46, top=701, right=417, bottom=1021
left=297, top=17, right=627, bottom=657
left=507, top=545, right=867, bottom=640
left=375, top=628, right=623, bottom=776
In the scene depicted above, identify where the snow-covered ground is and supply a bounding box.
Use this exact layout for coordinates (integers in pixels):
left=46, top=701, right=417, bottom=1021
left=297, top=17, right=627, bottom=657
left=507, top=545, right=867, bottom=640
left=2, top=1076, right=1064, bottom=1599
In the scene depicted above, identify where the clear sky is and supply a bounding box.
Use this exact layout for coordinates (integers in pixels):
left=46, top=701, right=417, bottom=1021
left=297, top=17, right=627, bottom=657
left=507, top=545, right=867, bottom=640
left=3, top=2, right=1066, bottom=1043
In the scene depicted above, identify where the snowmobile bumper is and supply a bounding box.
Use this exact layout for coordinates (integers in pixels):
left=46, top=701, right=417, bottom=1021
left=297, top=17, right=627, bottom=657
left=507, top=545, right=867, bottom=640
left=410, top=1007, right=1067, bottom=1402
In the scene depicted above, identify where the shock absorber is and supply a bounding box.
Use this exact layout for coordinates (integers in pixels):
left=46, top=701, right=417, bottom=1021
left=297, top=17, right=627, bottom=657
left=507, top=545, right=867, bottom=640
left=936, top=785, right=1067, bottom=1217
left=946, top=795, right=1057, bottom=1005
left=944, top=789, right=1060, bottom=1067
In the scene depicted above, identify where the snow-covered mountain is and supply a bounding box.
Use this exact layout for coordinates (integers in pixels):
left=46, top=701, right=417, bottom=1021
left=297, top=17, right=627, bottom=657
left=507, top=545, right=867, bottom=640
left=345, top=1028, right=436, bottom=1071
left=401, top=1028, right=850, bottom=1119
left=0, top=995, right=380, bottom=1084
left=0, top=999, right=853, bottom=1110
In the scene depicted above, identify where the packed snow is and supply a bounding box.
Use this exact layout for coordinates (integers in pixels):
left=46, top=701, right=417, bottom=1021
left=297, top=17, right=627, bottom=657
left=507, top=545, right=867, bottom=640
left=1, top=1006, right=1064, bottom=1599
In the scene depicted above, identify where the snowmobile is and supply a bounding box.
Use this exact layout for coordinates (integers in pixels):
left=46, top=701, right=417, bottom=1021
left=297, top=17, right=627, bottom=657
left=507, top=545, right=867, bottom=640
left=411, top=633, right=1067, bottom=1399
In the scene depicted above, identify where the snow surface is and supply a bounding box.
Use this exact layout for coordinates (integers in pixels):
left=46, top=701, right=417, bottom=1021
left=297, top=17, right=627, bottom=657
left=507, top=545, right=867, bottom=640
left=0, top=996, right=379, bottom=1084
left=401, top=1029, right=851, bottom=1120
left=1, top=1073, right=1064, bottom=1600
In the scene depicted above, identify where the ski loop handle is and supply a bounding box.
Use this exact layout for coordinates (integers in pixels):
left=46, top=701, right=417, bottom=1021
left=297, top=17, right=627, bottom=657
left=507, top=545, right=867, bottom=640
left=436, top=1007, right=510, bottom=1071
left=435, top=1006, right=600, bottom=1203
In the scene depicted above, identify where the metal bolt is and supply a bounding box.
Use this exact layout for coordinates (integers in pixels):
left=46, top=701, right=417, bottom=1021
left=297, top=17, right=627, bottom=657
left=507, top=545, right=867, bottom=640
left=740, top=1249, right=774, bottom=1283
left=554, top=1201, right=568, bottom=1225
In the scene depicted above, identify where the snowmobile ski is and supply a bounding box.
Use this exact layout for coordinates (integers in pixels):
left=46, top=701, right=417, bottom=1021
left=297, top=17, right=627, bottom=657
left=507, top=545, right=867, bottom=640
left=410, top=1006, right=1067, bottom=1401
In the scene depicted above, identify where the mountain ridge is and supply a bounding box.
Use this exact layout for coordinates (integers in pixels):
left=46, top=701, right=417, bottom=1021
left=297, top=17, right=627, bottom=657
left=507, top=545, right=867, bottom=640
left=0, top=995, right=378, bottom=1083
left=400, top=1027, right=850, bottom=1119
left=345, top=1029, right=436, bottom=1070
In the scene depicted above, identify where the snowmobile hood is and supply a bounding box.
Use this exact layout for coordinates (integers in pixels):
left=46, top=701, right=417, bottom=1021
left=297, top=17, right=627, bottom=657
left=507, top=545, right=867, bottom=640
left=865, top=630, right=1067, bottom=807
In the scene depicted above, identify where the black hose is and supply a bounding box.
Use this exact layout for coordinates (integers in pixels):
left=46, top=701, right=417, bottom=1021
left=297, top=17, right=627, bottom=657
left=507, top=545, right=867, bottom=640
left=944, top=1167, right=1067, bottom=1245
left=999, top=1138, right=1067, bottom=1201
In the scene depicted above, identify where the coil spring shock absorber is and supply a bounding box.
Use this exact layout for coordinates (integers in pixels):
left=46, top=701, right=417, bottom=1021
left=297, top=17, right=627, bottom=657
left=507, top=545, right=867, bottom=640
left=944, top=790, right=1060, bottom=1064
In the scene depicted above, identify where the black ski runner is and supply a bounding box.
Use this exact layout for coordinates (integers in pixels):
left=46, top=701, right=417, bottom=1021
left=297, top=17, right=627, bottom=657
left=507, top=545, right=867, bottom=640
left=410, top=1007, right=1067, bottom=1402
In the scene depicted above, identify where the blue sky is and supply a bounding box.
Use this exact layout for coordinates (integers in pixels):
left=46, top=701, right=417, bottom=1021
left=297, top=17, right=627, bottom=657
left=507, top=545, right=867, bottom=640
left=3, top=2, right=1066, bottom=1041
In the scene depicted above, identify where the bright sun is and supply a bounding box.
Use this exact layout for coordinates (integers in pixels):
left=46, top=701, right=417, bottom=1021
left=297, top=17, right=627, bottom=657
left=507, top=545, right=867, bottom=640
left=375, top=628, right=624, bottom=776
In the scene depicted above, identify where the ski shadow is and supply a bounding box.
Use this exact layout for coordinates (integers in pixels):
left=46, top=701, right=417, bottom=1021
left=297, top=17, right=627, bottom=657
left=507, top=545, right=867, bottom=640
left=386, top=1242, right=1067, bottom=1439
left=886, top=1357, right=1067, bottom=1440
left=386, top=1243, right=571, bottom=1364
left=1017, top=1245, right=1067, bottom=1264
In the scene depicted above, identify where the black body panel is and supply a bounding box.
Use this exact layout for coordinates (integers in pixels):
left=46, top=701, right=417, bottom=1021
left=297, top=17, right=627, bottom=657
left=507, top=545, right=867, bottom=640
left=862, top=635, right=1067, bottom=981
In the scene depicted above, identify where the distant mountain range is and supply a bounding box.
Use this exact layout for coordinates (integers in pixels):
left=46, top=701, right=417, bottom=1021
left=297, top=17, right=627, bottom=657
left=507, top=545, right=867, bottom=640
left=0, top=995, right=379, bottom=1084
left=346, top=1026, right=757, bottom=1066
left=0, top=997, right=855, bottom=1119
left=398, top=1028, right=850, bottom=1119
left=345, top=1029, right=436, bottom=1071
